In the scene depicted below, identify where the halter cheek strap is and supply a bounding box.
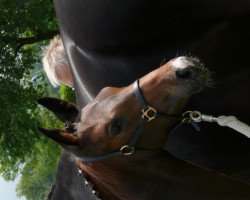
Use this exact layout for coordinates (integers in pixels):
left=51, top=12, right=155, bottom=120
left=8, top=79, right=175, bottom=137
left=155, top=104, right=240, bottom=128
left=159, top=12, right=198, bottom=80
left=133, top=79, right=179, bottom=121
left=76, top=79, right=180, bottom=163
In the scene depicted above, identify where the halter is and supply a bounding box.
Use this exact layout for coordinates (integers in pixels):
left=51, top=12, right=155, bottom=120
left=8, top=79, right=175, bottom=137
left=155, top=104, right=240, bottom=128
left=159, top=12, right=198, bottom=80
left=76, top=79, right=180, bottom=163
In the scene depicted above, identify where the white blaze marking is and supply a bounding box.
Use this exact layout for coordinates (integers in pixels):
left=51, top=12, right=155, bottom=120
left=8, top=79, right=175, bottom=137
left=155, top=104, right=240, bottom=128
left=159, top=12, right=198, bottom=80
left=171, top=57, right=194, bottom=69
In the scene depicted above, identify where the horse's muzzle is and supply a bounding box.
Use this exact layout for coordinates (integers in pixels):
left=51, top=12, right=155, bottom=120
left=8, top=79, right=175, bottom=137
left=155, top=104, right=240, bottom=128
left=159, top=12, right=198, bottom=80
left=170, top=56, right=211, bottom=94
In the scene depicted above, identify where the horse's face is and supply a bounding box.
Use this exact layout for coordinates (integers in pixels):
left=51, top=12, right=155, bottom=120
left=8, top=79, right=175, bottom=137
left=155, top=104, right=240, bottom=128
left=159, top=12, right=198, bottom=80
left=38, top=56, right=210, bottom=158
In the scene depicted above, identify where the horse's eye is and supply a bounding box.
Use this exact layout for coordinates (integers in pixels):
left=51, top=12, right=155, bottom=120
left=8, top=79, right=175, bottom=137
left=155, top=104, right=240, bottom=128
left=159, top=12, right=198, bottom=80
left=110, top=120, right=123, bottom=137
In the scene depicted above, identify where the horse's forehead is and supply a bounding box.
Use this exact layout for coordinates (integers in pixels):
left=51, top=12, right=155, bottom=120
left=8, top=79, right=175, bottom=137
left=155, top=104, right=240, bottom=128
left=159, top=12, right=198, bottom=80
left=81, top=87, right=134, bottom=123
left=81, top=97, right=117, bottom=120
left=94, top=86, right=132, bottom=108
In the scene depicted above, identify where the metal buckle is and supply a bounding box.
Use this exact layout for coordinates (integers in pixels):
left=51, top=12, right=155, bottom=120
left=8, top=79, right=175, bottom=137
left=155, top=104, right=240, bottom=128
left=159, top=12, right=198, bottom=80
left=120, top=145, right=135, bottom=156
left=182, top=111, right=202, bottom=123
left=142, top=106, right=157, bottom=122
left=182, top=111, right=193, bottom=123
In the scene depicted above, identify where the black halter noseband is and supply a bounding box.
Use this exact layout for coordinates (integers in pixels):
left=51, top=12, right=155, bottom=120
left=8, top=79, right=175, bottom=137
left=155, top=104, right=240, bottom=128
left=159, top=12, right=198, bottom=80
left=76, top=79, right=180, bottom=163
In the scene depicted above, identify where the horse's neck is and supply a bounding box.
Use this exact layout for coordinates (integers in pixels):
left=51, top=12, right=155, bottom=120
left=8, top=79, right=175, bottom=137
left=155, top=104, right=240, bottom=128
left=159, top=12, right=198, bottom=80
left=77, top=150, right=170, bottom=199
left=77, top=151, right=201, bottom=199
left=77, top=150, right=250, bottom=200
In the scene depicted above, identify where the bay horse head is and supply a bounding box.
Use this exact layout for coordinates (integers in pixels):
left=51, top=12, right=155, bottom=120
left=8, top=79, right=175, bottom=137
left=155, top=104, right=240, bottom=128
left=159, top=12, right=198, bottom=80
left=38, top=56, right=210, bottom=161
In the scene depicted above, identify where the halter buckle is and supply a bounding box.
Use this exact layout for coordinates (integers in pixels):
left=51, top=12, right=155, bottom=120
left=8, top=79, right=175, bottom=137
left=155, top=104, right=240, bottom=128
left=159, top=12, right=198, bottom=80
left=120, top=145, right=135, bottom=156
left=142, top=106, right=157, bottom=122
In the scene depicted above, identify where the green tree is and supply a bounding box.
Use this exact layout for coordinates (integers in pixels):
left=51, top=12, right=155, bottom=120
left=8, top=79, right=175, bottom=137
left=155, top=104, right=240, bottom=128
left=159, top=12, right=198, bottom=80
left=16, top=139, right=61, bottom=200
left=0, top=0, right=59, bottom=180
left=0, top=1, right=78, bottom=199
left=59, top=85, right=76, bottom=103
left=16, top=119, right=62, bottom=200
left=16, top=86, right=76, bottom=200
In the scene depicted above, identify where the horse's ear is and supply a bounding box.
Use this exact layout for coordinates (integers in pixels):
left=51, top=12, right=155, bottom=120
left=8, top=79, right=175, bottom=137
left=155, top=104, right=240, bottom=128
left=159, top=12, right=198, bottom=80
left=37, top=97, right=79, bottom=123
left=38, top=127, right=80, bottom=148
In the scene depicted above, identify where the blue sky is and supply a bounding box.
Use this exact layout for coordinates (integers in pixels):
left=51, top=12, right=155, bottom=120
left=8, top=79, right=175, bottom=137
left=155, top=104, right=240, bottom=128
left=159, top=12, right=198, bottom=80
left=0, top=176, right=26, bottom=200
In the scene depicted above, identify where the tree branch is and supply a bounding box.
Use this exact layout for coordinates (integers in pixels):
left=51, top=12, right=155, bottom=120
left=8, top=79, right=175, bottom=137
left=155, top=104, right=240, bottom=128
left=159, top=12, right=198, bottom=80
left=17, top=29, right=59, bottom=47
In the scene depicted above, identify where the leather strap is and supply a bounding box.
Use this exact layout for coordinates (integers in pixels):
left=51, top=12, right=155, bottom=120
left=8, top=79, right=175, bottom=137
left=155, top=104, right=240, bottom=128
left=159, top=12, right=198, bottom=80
left=133, top=79, right=148, bottom=110
left=133, top=79, right=179, bottom=120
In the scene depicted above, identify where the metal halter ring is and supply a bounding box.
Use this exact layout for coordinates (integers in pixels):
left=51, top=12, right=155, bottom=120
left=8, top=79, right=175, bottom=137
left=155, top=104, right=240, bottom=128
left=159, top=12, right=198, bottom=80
left=189, top=111, right=202, bottom=122
left=142, top=106, right=157, bottom=122
left=120, top=145, right=135, bottom=156
left=182, top=111, right=202, bottom=123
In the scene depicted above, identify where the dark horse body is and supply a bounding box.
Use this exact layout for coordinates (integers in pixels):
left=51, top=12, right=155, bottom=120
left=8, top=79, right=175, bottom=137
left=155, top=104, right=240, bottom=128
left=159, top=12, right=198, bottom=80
left=47, top=0, right=250, bottom=199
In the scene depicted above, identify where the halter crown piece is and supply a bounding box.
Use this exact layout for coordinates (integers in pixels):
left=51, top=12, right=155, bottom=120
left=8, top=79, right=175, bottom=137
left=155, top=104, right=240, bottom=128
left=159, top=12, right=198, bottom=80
left=76, top=79, right=179, bottom=163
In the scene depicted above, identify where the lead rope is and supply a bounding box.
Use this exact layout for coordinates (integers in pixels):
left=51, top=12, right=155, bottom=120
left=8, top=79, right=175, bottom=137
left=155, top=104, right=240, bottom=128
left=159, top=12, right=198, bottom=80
left=184, top=111, right=250, bottom=138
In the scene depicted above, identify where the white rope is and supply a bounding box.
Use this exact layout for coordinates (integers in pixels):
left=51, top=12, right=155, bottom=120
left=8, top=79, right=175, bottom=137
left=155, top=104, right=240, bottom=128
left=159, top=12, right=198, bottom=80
left=184, top=111, right=250, bottom=138
left=217, top=116, right=250, bottom=138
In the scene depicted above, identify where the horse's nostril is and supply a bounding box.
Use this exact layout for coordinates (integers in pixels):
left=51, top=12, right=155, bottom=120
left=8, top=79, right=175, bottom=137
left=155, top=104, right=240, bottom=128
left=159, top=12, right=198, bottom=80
left=175, top=67, right=196, bottom=79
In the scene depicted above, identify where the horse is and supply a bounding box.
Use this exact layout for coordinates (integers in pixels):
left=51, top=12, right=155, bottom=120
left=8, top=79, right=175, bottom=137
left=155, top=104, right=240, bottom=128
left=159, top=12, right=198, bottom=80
left=45, top=0, right=250, bottom=198
left=39, top=56, right=250, bottom=200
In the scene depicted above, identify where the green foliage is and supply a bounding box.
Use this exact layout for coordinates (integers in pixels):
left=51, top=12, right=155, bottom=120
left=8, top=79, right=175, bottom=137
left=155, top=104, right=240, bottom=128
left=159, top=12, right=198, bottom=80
left=0, top=83, right=40, bottom=180
left=0, top=0, right=58, bottom=43
left=15, top=85, right=76, bottom=200
left=59, top=85, right=76, bottom=103
left=0, top=0, right=69, bottom=199
left=0, top=41, right=50, bottom=180
left=16, top=138, right=61, bottom=200
left=0, top=47, right=46, bottom=180
left=0, top=0, right=81, bottom=199
left=0, top=0, right=59, bottom=180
